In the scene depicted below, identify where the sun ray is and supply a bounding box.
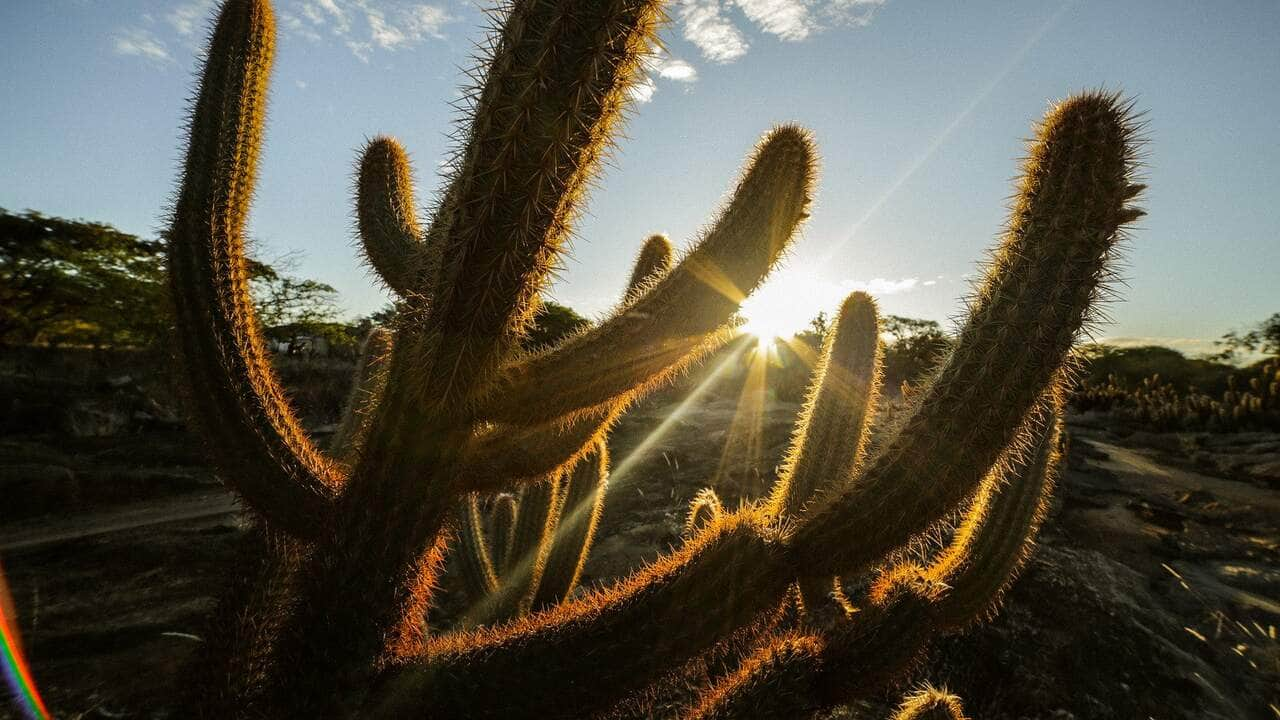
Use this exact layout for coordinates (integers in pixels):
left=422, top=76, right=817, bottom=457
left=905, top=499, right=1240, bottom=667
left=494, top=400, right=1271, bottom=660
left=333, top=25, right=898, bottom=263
left=819, top=0, right=1075, bottom=264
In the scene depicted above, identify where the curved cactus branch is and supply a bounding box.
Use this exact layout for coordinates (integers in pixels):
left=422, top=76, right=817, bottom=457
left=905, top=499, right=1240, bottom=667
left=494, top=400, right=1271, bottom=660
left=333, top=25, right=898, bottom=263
left=890, top=686, right=970, bottom=720
left=476, top=126, right=817, bottom=426
left=329, top=326, right=393, bottom=463
left=355, top=137, right=427, bottom=297
left=684, top=487, right=724, bottom=537
left=791, top=92, right=1143, bottom=580
left=926, top=395, right=1062, bottom=629
left=530, top=442, right=610, bottom=609
left=454, top=494, right=501, bottom=602
left=166, top=0, right=338, bottom=540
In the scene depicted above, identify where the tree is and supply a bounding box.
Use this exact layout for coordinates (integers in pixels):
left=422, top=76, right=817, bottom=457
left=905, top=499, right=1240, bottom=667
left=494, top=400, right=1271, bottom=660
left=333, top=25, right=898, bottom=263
left=248, top=258, right=349, bottom=355
left=881, top=315, right=952, bottom=388
left=525, top=300, right=590, bottom=348
left=0, top=209, right=167, bottom=347
left=1212, top=313, right=1280, bottom=362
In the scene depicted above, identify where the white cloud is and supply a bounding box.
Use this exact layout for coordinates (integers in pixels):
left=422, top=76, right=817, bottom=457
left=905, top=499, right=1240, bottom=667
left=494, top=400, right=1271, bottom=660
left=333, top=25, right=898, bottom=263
left=167, top=0, right=217, bottom=37
left=403, top=4, right=452, bottom=40
left=367, top=8, right=408, bottom=48
left=822, top=0, right=887, bottom=28
left=658, top=58, right=698, bottom=82
left=679, top=0, right=888, bottom=62
left=112, top=28, right=171, bottom=63
left=345, top=39, right=372, bottom=62
left=680, top=1, right=749, bottom=63
left=629, top=76, right=657, bottom=103
left=277, top=1, right=455, bottom=58
left=313, top=0, right=351, bottom=34
left=852, top=276, right=918, bottom=295
left=364, top=3, right=453, bottom=49
left=734, top=0, right=815, bottom=41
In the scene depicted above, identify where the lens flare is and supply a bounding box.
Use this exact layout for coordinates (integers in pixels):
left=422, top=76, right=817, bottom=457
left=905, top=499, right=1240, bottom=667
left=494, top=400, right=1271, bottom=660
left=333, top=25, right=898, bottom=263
left=1, top=563, right=50, bottom=720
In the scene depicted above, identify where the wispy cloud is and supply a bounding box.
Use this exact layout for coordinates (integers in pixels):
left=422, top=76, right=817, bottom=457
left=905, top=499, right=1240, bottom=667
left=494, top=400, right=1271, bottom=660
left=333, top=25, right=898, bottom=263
left=735, top=0, right=815, bottom=41
left=680, top=1, right=750, bottom=63
left=167, top=0, right=217, bottom=37
left=629, top=76, right=658, bottom=103
left=112, top=28, right=171, bottom=63
left=631, top=51, right=699, bottom=103
left=659, top=58, right=699, bottom=82
left=851, top=276, right=918, bottom=295
left=276, top=1, right=457, bottom=58
left=678, top=0, right=888, bottom=63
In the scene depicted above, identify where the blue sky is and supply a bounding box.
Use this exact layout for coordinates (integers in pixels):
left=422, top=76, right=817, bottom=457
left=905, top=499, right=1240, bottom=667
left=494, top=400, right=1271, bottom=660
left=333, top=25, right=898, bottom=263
left=2, top=1, right=1277, bottom=356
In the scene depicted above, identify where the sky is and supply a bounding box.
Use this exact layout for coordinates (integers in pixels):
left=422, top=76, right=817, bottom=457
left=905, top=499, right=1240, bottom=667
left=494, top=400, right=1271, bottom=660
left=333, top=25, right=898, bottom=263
left=1, top=0, right=1277, bottom=356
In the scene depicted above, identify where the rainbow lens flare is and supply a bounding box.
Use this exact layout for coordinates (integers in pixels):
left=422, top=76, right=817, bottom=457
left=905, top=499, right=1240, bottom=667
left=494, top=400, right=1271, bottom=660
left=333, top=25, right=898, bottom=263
left=1, top=563, right=50, bottom=720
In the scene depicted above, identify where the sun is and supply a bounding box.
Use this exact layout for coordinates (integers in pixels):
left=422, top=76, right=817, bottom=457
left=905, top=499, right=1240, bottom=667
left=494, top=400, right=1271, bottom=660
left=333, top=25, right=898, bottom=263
left=737, top=265, right=841, bottom=343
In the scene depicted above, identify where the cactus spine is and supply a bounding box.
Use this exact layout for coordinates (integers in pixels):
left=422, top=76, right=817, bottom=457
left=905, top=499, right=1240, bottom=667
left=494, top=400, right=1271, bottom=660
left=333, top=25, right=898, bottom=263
left=167, top=0, right=1144, bottom=716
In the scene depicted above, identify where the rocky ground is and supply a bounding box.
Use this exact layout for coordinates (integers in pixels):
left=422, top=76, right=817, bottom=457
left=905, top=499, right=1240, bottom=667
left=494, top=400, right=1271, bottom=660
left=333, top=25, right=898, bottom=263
left=1, top=384, right=1278, bottom=718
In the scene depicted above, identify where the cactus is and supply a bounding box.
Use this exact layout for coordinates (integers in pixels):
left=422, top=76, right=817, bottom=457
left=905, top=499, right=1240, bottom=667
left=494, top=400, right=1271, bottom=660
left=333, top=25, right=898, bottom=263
left=167, top=0, right=1143, bottom=716
left=890, top=685, right=970, bottom=720
left=451, top=232, right=672, bottom=624
left=685, top=487, right=725, bottom=536
left=1073, top=358, right=1280, bottom=431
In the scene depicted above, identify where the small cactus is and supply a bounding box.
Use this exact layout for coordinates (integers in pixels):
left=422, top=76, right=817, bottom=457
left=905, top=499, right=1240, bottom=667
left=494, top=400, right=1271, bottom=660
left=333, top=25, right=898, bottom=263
left=166, top=0, right=1144, bottom=716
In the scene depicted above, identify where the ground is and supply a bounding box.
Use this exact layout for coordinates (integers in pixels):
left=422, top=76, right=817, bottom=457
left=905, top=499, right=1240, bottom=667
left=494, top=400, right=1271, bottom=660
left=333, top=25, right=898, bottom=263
left=1, top=390, right=1277, bottom=719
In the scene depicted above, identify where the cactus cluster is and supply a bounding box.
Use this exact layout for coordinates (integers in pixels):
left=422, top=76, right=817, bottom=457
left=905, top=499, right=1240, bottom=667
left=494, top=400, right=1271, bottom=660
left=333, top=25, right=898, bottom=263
left=1074, top=360, right=1280, bottom=431
left=165, top=0, right=1145, bottom=716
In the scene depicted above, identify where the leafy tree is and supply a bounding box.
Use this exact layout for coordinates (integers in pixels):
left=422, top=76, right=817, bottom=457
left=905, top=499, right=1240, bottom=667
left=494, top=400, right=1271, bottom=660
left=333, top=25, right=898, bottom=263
left=248, top=258, right=350, bottom=355
left=1, top=208, right=356, bottom=355
left=0, top=209, right=167, bottom=347
left=880, top=314, right=952, bottom=389
left=1211, top=313, right=1280, bottom=362
left=1079, top=343, right=1234, bottom=394
left=525, top=300, right=590, bottom=348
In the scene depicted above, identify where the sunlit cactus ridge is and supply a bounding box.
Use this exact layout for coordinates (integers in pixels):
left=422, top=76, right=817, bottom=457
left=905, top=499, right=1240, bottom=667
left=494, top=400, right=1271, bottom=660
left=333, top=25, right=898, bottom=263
left=164, top=0, right=1145, bottom=716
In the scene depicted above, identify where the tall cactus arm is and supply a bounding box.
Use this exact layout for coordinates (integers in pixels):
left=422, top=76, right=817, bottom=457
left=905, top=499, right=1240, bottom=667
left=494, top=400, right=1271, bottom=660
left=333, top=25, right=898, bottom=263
left=529, top=442, right=610, bottom=609
left=926, top=397, right=1062, bottom=629
left=165, top=0, right=338, bottom=539
left=329, top=326, right=393, bottom=463
left=413, top=0, right=665, bottom=408
left=453, top=494, right=501, bottom=604
left=790, top=92, right=1143, bottom=579
left=489, top=493, right=519, bottom=576
left=767, top=291, right=881, bottom=520
left=355, top=137, right=427, bottom=297
left=625, top=232, right=675, bottom=298
left=475, top=126, right=817, bottom=426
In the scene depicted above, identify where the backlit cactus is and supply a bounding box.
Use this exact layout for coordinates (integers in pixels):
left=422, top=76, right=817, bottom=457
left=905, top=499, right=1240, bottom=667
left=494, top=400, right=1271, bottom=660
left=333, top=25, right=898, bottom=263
left=166, top=0, right=1144, bottom=716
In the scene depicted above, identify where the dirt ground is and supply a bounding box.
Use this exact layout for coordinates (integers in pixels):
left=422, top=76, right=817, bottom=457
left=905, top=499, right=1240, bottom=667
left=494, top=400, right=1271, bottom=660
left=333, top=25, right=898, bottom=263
left=1, top=389, right=1277, bottom=719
